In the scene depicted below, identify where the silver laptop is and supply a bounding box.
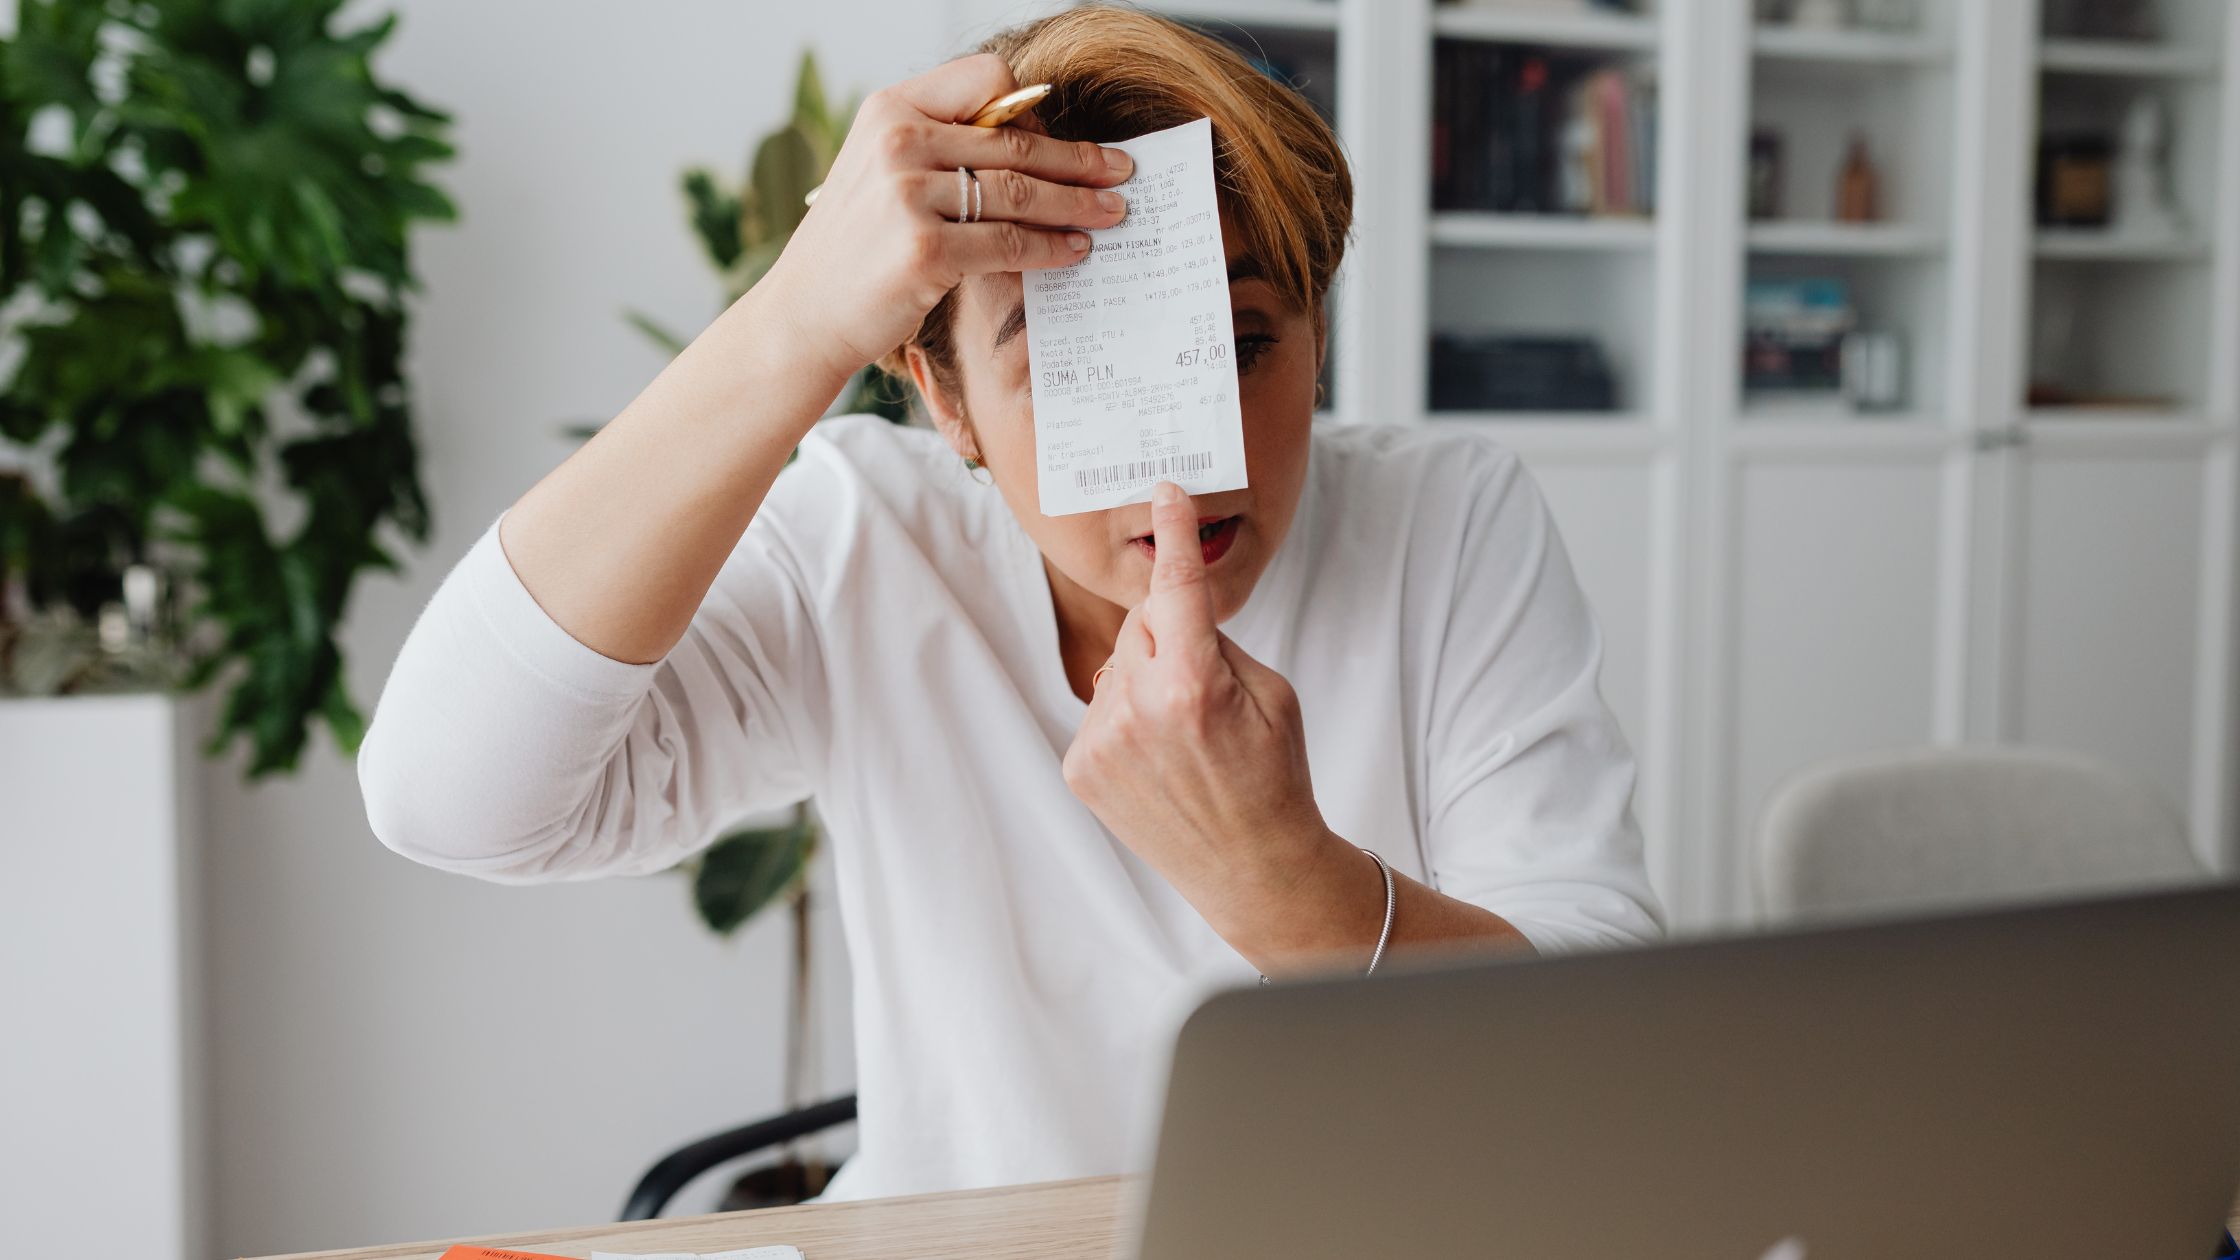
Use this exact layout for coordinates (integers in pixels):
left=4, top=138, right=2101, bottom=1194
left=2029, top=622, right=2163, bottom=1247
left=1130, top=882, right=2240, bottom=1259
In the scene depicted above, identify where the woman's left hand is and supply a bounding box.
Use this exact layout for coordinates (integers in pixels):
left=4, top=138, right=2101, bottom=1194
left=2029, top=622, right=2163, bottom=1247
left=1062, top=481, right=1355, bottom=955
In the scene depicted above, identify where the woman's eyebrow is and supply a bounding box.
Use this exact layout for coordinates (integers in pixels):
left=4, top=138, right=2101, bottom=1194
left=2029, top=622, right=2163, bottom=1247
left=995, top=302, right=1028, bottom=351
left=993, top=255, right=1271, bottom=351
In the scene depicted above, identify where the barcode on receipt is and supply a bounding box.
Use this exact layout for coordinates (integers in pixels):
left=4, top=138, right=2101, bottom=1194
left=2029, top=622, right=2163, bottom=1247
left=1074, top=451, right=1215, bottom=491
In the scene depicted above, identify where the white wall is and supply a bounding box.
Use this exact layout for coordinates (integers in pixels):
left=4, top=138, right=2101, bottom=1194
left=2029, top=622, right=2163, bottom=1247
left=200, top=2, right=970, bottom=1254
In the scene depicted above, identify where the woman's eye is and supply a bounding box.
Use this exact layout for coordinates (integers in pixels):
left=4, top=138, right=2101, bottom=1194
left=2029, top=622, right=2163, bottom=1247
left=1235, top=334, right=1278, bottom=374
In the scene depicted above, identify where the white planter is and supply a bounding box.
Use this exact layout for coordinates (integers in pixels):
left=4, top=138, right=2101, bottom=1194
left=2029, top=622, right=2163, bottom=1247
left=0, top=693, right=204, bottom=1258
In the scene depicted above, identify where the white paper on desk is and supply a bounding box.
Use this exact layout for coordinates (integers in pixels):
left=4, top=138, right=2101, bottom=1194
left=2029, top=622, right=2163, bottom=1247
left=595, top=1237, right=806, bottom=1246
left=590, top=1247, right=802, bottom=1260
left=1024, top=116, right=1246, bottom=517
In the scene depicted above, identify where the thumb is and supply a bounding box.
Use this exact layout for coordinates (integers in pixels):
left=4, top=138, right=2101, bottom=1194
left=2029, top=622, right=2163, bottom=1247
left=1217, top=634, right=1301, bottom=728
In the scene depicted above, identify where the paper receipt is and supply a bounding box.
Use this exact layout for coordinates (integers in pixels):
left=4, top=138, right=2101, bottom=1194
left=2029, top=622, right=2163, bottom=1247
left=1025, top=116, right=1245, bottom=517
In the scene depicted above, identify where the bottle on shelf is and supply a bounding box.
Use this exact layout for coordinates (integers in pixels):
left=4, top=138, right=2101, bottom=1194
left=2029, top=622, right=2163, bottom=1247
left=1836, top=133, right=1879, bottom=223
left=2111, top=95, right=2184, bottom=240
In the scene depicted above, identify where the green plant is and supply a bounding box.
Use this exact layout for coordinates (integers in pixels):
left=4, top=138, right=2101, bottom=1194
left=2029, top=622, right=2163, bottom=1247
left=0, top=0, right=454, bottom=774
left=618, top=53, right=906, bottom=950
left=624, top=50, right=907, bottom=425
left=618, top=53, right=906, bottom=1206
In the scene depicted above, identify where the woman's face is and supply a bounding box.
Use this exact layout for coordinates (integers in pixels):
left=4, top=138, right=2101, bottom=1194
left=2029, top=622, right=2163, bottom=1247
left=913, top=221, right=1322, bottom=625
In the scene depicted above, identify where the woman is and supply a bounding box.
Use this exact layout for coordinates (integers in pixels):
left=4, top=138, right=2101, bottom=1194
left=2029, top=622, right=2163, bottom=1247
left=360, top=7, right=1661, bottom=1200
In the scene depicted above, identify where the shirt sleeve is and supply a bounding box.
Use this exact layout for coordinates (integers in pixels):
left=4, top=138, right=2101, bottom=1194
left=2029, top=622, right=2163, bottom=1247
left=356, top=504, right=827, bottom=885
left=1418, top=449, right=1666, bottom=953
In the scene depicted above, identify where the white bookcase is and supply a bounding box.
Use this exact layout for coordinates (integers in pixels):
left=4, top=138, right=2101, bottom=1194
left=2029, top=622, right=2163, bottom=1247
left=953, top=0, right=2240, bottom=931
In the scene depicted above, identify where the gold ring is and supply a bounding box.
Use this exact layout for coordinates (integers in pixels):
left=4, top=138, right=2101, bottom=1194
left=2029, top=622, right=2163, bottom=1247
left=1091, top=661, right=1117, bottom=690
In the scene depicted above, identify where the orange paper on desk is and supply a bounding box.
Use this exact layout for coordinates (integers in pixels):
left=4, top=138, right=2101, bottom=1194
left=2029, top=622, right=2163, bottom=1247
left=438, top=1248, right=577, bottom=1260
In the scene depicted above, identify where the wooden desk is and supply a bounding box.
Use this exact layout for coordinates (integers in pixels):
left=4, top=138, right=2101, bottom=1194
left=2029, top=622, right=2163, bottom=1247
left=248, top=1177, right=2240, bottom=1260
left=250, top=1176, right=1128, bottom=1260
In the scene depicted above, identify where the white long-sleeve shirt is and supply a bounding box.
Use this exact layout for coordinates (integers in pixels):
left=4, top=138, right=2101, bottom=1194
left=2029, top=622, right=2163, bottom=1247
left=358, top=415, right=1662, bottom=1200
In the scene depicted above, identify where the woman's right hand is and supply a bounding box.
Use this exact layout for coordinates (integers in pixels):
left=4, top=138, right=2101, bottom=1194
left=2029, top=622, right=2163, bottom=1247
left=759, top=53, right=1135, bottom=385
left=494, top=57, right=1130, bottom=668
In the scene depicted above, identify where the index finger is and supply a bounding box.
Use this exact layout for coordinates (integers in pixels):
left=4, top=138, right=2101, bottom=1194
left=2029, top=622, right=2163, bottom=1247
left=888, top=53, right=1017, bottom=123
left=943, top=124, right=1134, bottom=189
left=1144, top=482, right=1218, bottom=661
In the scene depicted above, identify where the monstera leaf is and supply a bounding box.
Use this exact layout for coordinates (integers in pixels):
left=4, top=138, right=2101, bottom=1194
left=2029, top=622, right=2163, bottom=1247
left=616, top=47, right=904, bottom=431
left=683, top=168, right=745, bottom=272
left=691, top=809, right=818, bottom=936
left=0, top=0, right=454, bottom=773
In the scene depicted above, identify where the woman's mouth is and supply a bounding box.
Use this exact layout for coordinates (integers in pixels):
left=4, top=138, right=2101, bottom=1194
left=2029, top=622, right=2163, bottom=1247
left=1132, top=515, right=1242, bottom=566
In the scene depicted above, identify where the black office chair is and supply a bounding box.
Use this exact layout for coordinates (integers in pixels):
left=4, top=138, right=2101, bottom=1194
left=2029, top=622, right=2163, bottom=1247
left=619, top=1094, right=858, bottom=1221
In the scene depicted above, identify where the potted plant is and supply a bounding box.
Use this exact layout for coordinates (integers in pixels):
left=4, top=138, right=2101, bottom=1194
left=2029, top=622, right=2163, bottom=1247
left=0, top=0, right=455, bottom=772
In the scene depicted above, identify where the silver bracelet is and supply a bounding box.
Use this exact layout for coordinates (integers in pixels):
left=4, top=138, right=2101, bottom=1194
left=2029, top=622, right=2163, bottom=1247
left=1259, top=846, right=1397, bottom=986
left=1361, top=846, right=1396, bottom=976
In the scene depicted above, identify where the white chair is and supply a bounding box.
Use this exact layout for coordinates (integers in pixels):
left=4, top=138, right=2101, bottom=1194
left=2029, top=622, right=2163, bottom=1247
left=1754, top=745, right=2206, bottom=922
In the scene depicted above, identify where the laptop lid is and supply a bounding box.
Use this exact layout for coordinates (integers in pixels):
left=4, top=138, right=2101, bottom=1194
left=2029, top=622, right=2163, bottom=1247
left=1131, top=883, right=2240, bottom=1260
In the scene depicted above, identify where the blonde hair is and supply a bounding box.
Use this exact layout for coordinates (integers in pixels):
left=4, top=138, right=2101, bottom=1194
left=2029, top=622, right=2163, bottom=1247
left=878, top=5, right=1353, bottom=401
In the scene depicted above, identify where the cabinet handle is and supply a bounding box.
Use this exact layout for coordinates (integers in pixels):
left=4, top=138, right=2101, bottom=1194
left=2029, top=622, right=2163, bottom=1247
left=1972, top=426, right=2028, bottom=452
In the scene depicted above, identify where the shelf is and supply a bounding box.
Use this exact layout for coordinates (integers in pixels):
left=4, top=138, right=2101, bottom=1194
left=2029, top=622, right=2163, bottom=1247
left=1741, top=396, right=1930, bottom=422
left=1431, top=4, right=1658, bottom=52
left=1747, top=221, right=1944, bottom=256
left=1728, top=419, right=1954, bottom=460
left=1155, top=0, right=1340, bottom=31
left=1742, top=394, right=1934, bottom=424
left=2019, top=412, right=2226, bottom=455
left=1429, top=414, right=1667, bottom=458
left=2033, top=230, right=2212, bottom=262
left=2038, top=38, right=2219, bottom=78
left=1434, top=410, right=1648, bottom=424
left=2025, top=405, right=2198, bottom=424
left=1752, top=25, right=1948, bottom=67
left=1431, top=212, right=1655, bottom=250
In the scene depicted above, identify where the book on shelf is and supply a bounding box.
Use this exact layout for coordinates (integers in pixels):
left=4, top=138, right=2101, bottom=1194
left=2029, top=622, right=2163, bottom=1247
left=1437, top=0, right=1643, bottom=12
left=1430, top=334, right=1618, bottom=412
left=1433, top=41, right=1658, bottom=217
left=1188, top=24, right=1336, bottom=123
left=1743, top=276, right=1853, bottom=393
